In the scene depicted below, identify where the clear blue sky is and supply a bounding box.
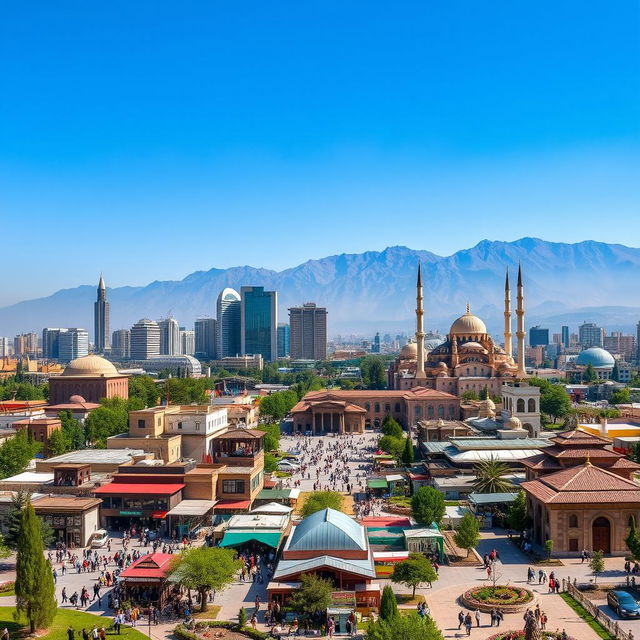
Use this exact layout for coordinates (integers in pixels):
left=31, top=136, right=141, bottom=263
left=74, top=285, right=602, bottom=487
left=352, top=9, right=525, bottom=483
left=1, top=1, right=639, bottom=306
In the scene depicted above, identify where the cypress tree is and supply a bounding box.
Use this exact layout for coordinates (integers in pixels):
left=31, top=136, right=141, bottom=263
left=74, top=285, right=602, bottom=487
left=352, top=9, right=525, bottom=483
left=401, top=437, right=414, bottom=464
left=15, top=501, right=57, bottom=632
left=379, top=585, right=398, bottom=621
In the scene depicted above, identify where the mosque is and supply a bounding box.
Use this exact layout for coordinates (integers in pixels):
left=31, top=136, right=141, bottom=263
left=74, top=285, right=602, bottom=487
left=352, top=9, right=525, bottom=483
left=387, top=265, right=527, bottom=398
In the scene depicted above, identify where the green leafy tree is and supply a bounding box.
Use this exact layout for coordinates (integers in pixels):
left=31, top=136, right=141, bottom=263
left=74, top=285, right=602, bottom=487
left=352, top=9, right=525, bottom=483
left=479, top=386, right=489, bottom=400
left=401, top=437, right=414, bottom=464
left=461, top=390, right=479, bottom=402
left=472, top=456, right=513, bottom=493
left=338, top=379, right=357, bottom=390
left=47, top=428, right=69, bottom=456
left=84, top=396, right=142, bottom=447
left=257, top=423, right=281, bottom=452
left=381, top=417, right=404, bottom=439
left=58, top=410, right=85, bottom=449
left=540, top=385, right=573, bottom=423
left=379, top=585, right=398, bottom=621
left=264, top=452, right=278, bottom=473
left=611, top=388, right=631, bottom=405
left=367, top=612, right=444, bottom=640
left=0, top=379, right=47, bottom=401
left=0, top=534, right=10, bottom=559
left=378, top=435, right=405, bottom=458
left=360, top=356, right=387, bottom=390
left=238, top=607, right=248, bottom=626
left=301, top=491, right=343, bottom=518
left=611, top=363, right=620, bottom=382
left=453, top=513, right=481, bottom=557
left=288, top=573, right=333, bottom=617
left=583, top=363, right=597, bottom=383
left=411, top=487, right=445, bottom=526
left=507, top=490, right=529, bottom=532
left=128, top=375, right=160, bottom=407
left=258, top=390, right=299, bottom=421
left=170, top=547, right=242, bottom=611
left=162, top=378, right=209, bottom=404
left=589, top=550, right=605, bottom=584
left=545, top=539, right=554, bottom=560
left=391, top=553, right=438, bottom=596
left=625, top=516, right=640, bottom=561
left=15, top=501, right=57, bottom=632
left=0, top=430, right=41, bottom=479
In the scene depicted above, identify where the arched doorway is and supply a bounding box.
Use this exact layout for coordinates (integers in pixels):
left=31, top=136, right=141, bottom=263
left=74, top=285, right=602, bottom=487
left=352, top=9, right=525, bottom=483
left=592, top=516, right=611, bottom=554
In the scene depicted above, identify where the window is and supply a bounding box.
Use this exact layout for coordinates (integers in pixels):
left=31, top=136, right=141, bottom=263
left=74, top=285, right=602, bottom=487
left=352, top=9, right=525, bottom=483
left=222, top=479, right=245, bottom=494
left=364, top=403, right=370, bottom=411
left=137, top=419, right=145, bottom=429
left=251, top=472, right=263, bottom=491
left=375, top=403, right=380, bottom=413
left=528, top=399, right=536, bottom=413
left=428, top=406, right=434, bottom=418
left=569, top=515, right=578, bottom=528
left=384, top=404, right=391, bottom=413
left=195, top=422, right=200, bottom=431
left=569, top=538, right=579, bottom=552
left=415, top=406, right=421, bottom=417
left=177, top=421, right=183, bottom=430
left=394, top=403, right=401, bottom=413
left=438, top=405, right=444, bottom=418
left=449, top=405, right=455, bottom=418
left=517, top=399, right=525, bottom=412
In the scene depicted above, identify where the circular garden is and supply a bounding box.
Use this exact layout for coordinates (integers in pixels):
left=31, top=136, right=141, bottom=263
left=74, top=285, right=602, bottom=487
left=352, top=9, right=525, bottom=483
left=460, top=585, right=535, bottom=613
left=487, top=632, right=577, bottom=640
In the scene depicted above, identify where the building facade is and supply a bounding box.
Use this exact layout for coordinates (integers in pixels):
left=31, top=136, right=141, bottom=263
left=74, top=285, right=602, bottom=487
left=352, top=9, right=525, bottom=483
left=58, top=328, right=89, bottom=362
left=289, top=303, right=327, bottom=361
left=216, top=288, right=241, bottom=358
left=111, top=329, right=131, bottom=359
left=579, top=322, right=604, bottom=348
left=158, top=318, right=180, bottom=355
left=529, top=326, right=549, bottom=347
left=194, top=318, right=217, bottom=360
left=130, top=318, right=161, bottom=359
left=94, top=275, right=110, bottom=353
left=180, top=329, right=195, bottom=356
left=42, top=328, right=67, bottom=359
left=277, top=323, right=290, bottom=358
left=241, top=286, right=277, bottom=362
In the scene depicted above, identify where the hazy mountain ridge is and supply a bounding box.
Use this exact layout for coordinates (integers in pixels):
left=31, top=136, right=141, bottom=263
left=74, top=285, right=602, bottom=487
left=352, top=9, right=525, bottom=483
left=2, top=238, right=640, bottom=337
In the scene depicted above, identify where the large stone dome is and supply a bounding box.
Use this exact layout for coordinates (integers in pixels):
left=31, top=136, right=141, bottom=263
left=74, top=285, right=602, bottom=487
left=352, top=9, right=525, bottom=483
left=450, top=310, right=487, bottom=336
left=61, top=354, right=120, bottom=378
left=400, top=342, right=418, bottom=359
left=576, top=347, right=615, bottom=369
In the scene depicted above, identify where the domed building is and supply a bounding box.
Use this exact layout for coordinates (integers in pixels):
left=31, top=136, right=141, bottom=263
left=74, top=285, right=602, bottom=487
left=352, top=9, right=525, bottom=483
left=566, top=347, right=617, bottom=382
left=49, top=354, right=129, bottom=405
left=388, top=265, right=528, bottom=397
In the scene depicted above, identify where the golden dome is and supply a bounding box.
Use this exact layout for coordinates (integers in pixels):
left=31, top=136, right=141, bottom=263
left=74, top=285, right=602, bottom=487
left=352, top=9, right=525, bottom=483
left=506, top=415, right=523, bottom=430
left=61, top=354, right=120, bottom=378
left=478, top=398, right=496, bottom=419
left=450, top=307, right=487, bottom=336
left=400, top=342, right=418, bottom=359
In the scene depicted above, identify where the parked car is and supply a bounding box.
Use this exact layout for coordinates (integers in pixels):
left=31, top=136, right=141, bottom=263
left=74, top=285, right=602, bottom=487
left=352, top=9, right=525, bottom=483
left=90, top=529, right=110, bottom=548
left=277, top=460, right=300, bottom=472
left=608, top=590, right=640, bottom=618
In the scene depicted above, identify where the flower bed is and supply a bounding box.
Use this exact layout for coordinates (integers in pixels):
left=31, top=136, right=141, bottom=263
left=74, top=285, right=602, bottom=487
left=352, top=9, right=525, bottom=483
left=175, top=621, right=269, bottom=640
left=460, top=585, right=535, bottom=613
left=487, top=632, right=577, bottom=640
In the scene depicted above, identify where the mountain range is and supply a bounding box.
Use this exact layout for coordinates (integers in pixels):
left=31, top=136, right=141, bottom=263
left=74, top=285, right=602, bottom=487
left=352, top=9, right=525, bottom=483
left=2, top=237, right=640, bottom=339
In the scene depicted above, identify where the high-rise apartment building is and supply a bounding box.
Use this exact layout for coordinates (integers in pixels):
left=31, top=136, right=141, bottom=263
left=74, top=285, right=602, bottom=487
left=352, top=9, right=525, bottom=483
left=277, top=323, right=290, bottom=358
left=241, top=286, right=278, bottom=362
left=42, top=328, right=68, bottom=359
left=14, top=332, right=39, bottom=357
left=529, top=326, right=549, bottom=347
left=561, top=326, right=570, bottom=348
left=94, top=275, right=110, bottom=353
left=58, top=328, right=89, bottom=362
left=216, top=288, right=241, bottom=358
left=130, top=318, right=161, bottom=359
left=180, top=329, right=195, bottom=356
left=288, top=302, right=327, bottom=361
left=603, top=332, right=636, bottom=361
left=158, top=317, right=180, bottom=355
left=111, top=329, right=131, bottom=359
left=372, top=332, right=381, bottom=353
left=194, top=318, right=217, bottom=360
left=579, top=322, right=604, bottom=348
left=0, top=337, right=12, bottom=357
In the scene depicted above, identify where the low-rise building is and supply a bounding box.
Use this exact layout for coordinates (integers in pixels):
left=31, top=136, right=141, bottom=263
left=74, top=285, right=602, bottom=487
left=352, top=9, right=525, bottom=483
left=32, top=496, right=101, bottom=547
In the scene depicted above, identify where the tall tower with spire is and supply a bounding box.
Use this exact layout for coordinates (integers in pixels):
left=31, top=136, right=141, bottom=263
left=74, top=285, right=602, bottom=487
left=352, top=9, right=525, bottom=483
left=415, top=263, right=426, bottom=379
left=515, top=265, right=526, bottom=377
left=94, top=274, right=110, bottom=353
left=504, top=270, right=512, bottom=358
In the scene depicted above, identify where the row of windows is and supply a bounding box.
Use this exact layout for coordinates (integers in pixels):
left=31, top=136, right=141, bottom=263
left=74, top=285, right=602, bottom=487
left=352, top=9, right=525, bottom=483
left=566, top=514, right=636, bottom=528
left=363, top=402, right=401, bottom=413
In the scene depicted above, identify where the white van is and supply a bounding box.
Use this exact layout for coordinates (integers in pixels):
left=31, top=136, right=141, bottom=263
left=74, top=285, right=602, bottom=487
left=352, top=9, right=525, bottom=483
left=90, top=529, right=110, bottom=548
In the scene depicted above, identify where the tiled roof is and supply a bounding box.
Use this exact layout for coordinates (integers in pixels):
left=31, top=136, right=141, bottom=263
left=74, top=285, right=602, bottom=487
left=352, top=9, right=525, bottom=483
left=520, top=454, right=562, bottom=470
left=551, top=430, right=611, bottom=446
left=544, top=445, right=622, bottom=459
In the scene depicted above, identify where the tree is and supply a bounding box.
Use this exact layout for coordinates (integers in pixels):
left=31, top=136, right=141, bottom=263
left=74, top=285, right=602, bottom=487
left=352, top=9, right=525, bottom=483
left=611, top=388, right=631, bottom=405
left=625, top=516, right=640, bottom=561
left=170, top=547, right=241, bottom=612
left=301, top=491, right=344, bottom=518
left=379, top=585, right=398, bottom=621
left=544, top=539, right=554, bottom=560
left=258, top=390, right=299, bottom=421
left=583, top=363, right=597, bottom=383
left=367, top=612, right=444, bottom=640
left=378, top=435, right=404, bottom=458
left=589, top=550, right=605, bottom=584
left=47, top=428, right=69, bottom=456
left=453, top=513, right=481, bottom=558
left=5, top=490, right=54, bottom=549
left=540, top=385, right=572, bottom=422
left=401, top=437, right=415, bottom=464
left=288, top=573, right=333, bottom=617
left=461, top=390, right=479, bottom=402
left=128, top=375, right=160, bottom=407
left=257, top=423, right=281, bottom=452
left=391, top=553, right=438, bottom=597
left=15, top=501, right=56, bottom=632
left=381, top=416, right=404, bottom=439
left=360, top=356, right=387, bottom=390
left=264, top=452, right=278, bottom=473
left=472, top=456, right=513, bottom=493
left=411, top=487, right=445, bottom=526
left=479, top=386, right=489, bottom=400
left=238, top=607, right=248, bottom=626
left=59, top=410, right=85, bottom=449
left=507, top=490, right=529, bottom=532
left=630, top=442, right=640, bottom=465
left=0, top=430, right=41, bottom=479
left=611, top=363, right=620, bottom=383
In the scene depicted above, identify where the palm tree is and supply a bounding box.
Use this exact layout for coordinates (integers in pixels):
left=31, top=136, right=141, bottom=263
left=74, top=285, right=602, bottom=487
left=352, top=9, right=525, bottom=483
left=472, top=456, right=514, bottom=493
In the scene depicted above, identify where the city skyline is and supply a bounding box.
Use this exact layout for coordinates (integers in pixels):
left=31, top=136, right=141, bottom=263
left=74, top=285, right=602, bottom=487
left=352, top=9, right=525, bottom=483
left=1, top=2, right=638, bottom=305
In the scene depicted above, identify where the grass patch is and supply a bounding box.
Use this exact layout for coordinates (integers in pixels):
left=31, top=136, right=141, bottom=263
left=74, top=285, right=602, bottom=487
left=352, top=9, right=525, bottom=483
left=190, top=606, right=221, bottom=620
left=388, top=496, right=411, bottom=508
left=444, top=501, right=461, bottom=506
left=396, top=594, right=426, bottom=606
left=559, top=593, right=615, bottom=640
left=273, top=471, right=291, bottom=478
left=0, top=584, right=15, bottom=597
left=0, top=606, right=150, bottom=640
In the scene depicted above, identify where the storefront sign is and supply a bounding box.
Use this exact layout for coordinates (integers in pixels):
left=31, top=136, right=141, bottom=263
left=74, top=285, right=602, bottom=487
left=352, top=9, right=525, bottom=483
left=119, top=510, right=142, bottom=516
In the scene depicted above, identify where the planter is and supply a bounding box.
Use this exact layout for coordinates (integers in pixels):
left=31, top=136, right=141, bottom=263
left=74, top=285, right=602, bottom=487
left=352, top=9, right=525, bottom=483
left=486, top=632, right=577, bottom=640
left=460, top=585, right=535, bottom=613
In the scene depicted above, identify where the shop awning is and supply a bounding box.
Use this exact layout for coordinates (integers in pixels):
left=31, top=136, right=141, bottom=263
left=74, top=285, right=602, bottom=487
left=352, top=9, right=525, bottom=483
left=219, top=531, right=281, bottom=548
left=152, top=511, right=168, bottom=519
left=214, top=499, right=251, bottom=511
left=167, top=500, right=217, bottom=517
left=367, top=478, right=388, bottom=489
left=92, top=483, right=185, bottom=495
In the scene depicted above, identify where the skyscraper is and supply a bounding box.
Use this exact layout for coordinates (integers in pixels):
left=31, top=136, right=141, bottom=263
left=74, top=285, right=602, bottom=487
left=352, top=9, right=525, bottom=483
left=216, top=288, right=241, bottom=358
left=158, top=317, right=180, bottom=355
left=561, top=325, right=570, bottom=349
left=94, top=275, right=110, bottom=353
left=289, top=303, right=327, bottom=360
left=241, top=286, right=277, bottom=362
left=42, top=328, right=67, bottom=359
left=58, top=328, right=89, bottom=362
left=0, top=337, right=12, bottom=357
left=130, top=318, right=161, bottom=359
left=194, top=318, right=217, bottom=360
left=111, top=329, right=131, bottom=359
left=180, top=329, right=195, bottom=356
left=529, top=326, right=549, bottom=347
left=277, top=323, right=290, bottom=358
left=13, top=333, right=39, bottom=357
left=579, top=322, right=604, bottom=348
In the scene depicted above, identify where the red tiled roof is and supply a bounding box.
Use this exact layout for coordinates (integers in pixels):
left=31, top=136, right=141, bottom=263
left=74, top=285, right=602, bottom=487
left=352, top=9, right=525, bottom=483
left=120, top=553, right=174, bottom=580
left=213, top=499, right=251, bottom=510
left=551, top=430, right=611, bottom=446
left=520, top=455, right=563, bottom=471
left=92, top=483, right=185, bottom=495
left=544, top=446, right=622, bottom=459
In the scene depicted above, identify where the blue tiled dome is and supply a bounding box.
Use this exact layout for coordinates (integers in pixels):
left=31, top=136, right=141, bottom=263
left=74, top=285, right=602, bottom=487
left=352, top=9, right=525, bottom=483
left=288, top=508, right=367, bottom=551
left=576, top=347, right=615, bottom=368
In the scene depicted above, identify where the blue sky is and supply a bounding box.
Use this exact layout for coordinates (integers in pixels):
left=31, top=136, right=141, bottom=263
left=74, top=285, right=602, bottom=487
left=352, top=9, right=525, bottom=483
left=1, top=1, right=639, bottom=306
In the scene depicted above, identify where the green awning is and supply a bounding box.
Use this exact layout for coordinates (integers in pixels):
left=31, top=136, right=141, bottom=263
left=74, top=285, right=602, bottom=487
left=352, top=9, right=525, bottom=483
left=368, top=478, right=388, bottom=489
left=219, top=531, right=282, bottom=548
